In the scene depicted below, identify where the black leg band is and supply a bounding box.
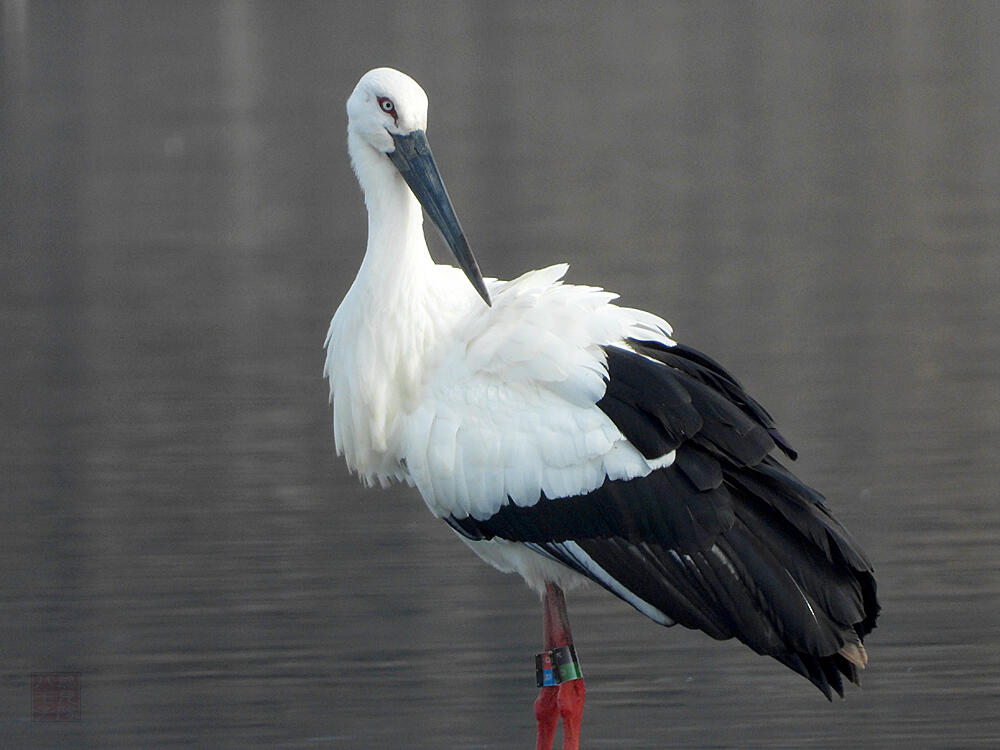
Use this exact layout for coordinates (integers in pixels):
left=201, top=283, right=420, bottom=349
left=535, top=645, right=582, bottom=687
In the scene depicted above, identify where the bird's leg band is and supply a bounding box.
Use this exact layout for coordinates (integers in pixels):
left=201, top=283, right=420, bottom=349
left=535, top=644, right=582, bottom=687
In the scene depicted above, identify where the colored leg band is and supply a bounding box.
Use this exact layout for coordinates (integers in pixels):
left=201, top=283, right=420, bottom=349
left=535, top=645, right=582, bottom=687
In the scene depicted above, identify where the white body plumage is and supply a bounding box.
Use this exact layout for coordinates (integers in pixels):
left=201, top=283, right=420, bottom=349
left=325, top=69, right=680, bottom=592
left=326, top=71, right=878, bottom=700
left=326, top=255, right=675, bottom=591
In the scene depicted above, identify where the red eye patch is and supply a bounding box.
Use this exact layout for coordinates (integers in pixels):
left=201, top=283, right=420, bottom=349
left=377, top=96, right=398, bottom=122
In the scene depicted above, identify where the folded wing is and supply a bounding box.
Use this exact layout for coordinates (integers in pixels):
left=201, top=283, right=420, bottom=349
left=444, top=338, right=879, bottom=698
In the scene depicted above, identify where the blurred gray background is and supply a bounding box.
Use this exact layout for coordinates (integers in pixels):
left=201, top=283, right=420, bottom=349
left=2, top=1, right=998, bottom=748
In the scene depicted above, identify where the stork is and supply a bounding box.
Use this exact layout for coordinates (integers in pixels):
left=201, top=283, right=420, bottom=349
left=325, top=68, right=879, bottom=750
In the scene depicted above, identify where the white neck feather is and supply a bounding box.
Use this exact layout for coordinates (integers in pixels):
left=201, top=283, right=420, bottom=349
left=326, top=134, right=441, bottom=482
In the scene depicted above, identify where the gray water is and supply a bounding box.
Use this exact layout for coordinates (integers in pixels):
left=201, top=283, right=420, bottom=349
left=2, top=2, right=999, bottom=748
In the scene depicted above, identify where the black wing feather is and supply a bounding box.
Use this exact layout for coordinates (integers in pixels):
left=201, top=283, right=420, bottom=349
left=638, top=340, right=799, bottom=460
left=448, top=340, right=879, bottom=698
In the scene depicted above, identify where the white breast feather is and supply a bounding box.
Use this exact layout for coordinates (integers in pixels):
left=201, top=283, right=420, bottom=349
left=397, top=264, right=676, bottom=519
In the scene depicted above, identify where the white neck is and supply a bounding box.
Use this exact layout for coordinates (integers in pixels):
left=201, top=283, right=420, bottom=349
left=326, top=133, right=442, bottom=478
left=349, top=132, right=435, bottom=299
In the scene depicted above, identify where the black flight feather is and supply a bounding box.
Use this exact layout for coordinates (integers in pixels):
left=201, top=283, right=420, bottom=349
left=446, top=340, right=879, bottom=698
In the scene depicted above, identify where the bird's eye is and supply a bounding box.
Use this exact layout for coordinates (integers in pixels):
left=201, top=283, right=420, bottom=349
left=377, top=96, right=398, bottom=123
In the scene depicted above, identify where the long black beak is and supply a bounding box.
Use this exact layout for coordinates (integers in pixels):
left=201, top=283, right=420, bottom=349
left=388, top=130, right=491, bottom=306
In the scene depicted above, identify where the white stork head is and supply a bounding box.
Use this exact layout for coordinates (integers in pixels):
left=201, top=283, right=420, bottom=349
left=346, top=67, right=428, bottom=150
left=346, top=68, right=491, bottom=306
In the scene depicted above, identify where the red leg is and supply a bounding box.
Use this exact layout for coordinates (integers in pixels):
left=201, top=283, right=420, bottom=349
left=535, top=583, right=586, bottom=750
left=535, top=684, right=559, bottom=750
left=558, top=678, right=586, bottom=750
